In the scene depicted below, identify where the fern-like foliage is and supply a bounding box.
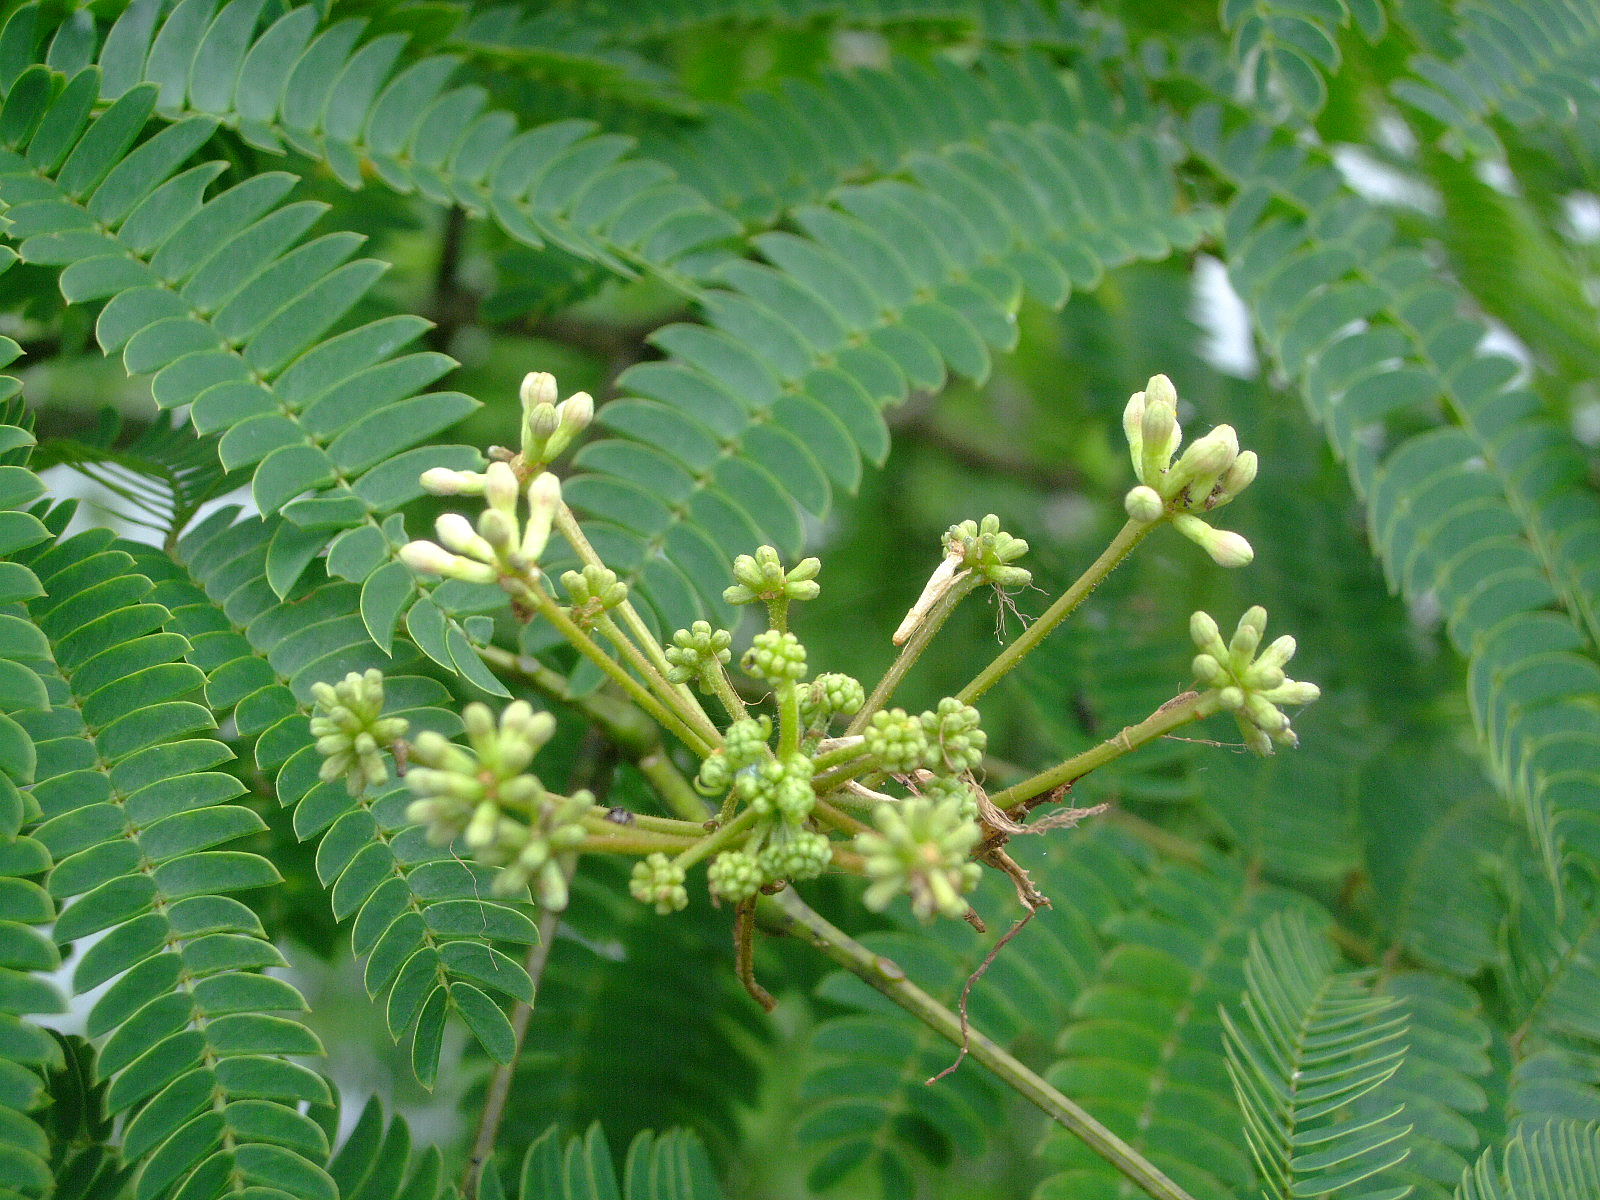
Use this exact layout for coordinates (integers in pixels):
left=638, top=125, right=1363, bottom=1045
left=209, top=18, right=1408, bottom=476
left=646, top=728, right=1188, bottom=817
left=1222, top=911, right=1412, bottom=1198
left=1038, top=860, right=1308, bottom=1200
left=1221, top=0, right=1385, bottom=113
left=30, top=408, right=237, bottom=541
left=11, top=516, right=337, bottom=1198
left=0, top=353, right=64, bottom=1200
left=1391, top=0, right=1600, bottom=154
left=1459, top=1120, right=1600, bottom=1200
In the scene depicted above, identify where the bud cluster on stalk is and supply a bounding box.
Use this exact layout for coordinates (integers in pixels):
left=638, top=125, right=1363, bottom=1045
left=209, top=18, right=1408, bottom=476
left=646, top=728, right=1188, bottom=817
left=307, top=368, right=1319, bottom=948
left=1122, top=373, right=1258, bottom=567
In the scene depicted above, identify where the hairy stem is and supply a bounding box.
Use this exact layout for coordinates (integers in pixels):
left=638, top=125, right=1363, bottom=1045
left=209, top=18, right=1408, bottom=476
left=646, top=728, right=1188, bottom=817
left=959, top=519, right=1153, bottom=704
left=757, top=889, right=1199, bottom=1200
left=986, top=692, right=1216, bottom=812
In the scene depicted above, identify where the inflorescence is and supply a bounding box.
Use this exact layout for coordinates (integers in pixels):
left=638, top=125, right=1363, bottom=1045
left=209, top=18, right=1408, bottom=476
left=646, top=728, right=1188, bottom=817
left=312, top=371, right=1319, bottom=930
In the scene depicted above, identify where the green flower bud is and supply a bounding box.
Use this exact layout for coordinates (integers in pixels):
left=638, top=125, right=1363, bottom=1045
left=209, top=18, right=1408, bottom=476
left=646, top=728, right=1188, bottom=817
left=1165, top=424, right=1238, bottom=501
left=1124, top=484, right=1165, bottom=523
left=920, top=774, right=980, bottom=821
left=723, top=717, right=773, bottom=769
left=757, top=825, right=832, bottom=882
left=665, top=620, right=733, bottom=686
left=708, top=850, right=764, bottom=902
left=562, top=565, right=628, bottom=628
left=478, top=506, right=518, bottom=553
left=1209, top=449, right=1257, bottom=508
left=920, top=698, right=986, bottom=774
left=865, top=708, right=933, bottom=775
left=1189, top=608, right=1319, bottom=757
left=943, top=515, right=1031, bottom=589
left=741, top=629, right=808, bottom=685
left=798, top=672, right=866, bottom=727
left=309, top=669, right=409, bottom=796
left=696, top=749, right=732, bottom=795
left=856, top=797, right=982, bottom=921
left=724, top=545, right=822, bottom=607
left=630, top=853, right=689, bottom=914
left=1139, top=378, right=1181, bottom=487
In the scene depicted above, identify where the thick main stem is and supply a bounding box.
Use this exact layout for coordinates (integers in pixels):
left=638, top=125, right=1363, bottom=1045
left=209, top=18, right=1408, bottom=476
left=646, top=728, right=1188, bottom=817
left=757, top=889, right=1199, bottom=1200
left=959, top=519, right=1152, bottom=704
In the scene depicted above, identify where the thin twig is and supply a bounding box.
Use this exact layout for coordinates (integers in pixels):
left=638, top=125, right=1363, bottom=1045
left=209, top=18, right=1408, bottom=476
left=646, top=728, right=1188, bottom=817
left=928, top=903, right=1043, bottom=1085
left=734, top=897, right=776, bottom=1011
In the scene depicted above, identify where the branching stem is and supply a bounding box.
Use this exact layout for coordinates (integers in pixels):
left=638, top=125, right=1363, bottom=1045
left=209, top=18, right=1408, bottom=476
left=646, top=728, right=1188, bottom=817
left=848, top=573, right=978, bottom=734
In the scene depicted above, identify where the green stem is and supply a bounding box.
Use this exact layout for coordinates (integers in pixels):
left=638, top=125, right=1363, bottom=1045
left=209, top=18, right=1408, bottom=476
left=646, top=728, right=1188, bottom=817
left=479, top=644, right=711, bottom=824
left=587, top=806, right=704, bottom=836
left=598, top=613, right=721, bottom=745
left=756, top=890, right=1199, bottom=1200
left=706, top=666, right=748, bottom=724
left=674, top=806, right=759, bottom=871
left=848, top=574, right=978, bottom=735
left=557, top=505, right=678, bottom=677
left=959, top=519, right=1153, bottom=705
left=809, top=737, right=866, bottom=774
left=579, top=824, right=701, bottom=855
left=518, top=580, right=715, bottom=757
left=986, top=692, right=1216, bottom=812
left=777, top=682, right=801, bottom=758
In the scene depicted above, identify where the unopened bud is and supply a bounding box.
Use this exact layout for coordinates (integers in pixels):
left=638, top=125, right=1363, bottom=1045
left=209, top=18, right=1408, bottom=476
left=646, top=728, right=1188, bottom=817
left=1212, top=449, right=1257, bottom=506
left=436, top=513, right=494, bottom=561
left=478, top=507, right=518, bottom=553
left=521, top=472, right=561, bottom=561
left=1139, top=386, right=1180, bottom=486
left=400, top=540, right=497, bottom=584
left=1173, top=514, right=1253, bottom=567
left=1166, top=424, right=1237, bottom=499
left=485, top=461, right=519, bottom=514
left=557, top=391, right=593, bottom=432
left=1124, top=484, right=1165, bottom=523
left=1123, top=390, right=1146, bottom=473
left=421, top=467, right=485, bottom=495
left=520, top=372, right=558, bottom=409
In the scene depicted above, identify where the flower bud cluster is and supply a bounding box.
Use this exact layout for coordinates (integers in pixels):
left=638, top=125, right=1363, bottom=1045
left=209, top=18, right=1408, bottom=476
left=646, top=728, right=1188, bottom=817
left=402, top=700, right=588, bottom=908
left=665, top=620, right=733, bottom=688
left=943, top=515, right=1032, bottom=589
left=734, top=754, right=817, bottom=823
left=724, top=545, right=821, bottom=608
left=310, top=670, right=410, bottom=796
left=519, top=371, right=593, bottom=467
left=1122, top=374, right=1257, bottom=567
left=920, top=698, right=986, bottom=774
left=630, top=852, right=689, bottom=915
left=1190, top=607, right=1321, bottom=756
left=856, top=796, right=983, bottom=921
left=798, top=672, right=866, bottom=729
left=741, top=629, right=808, bottom=685
left=561, top=564, right=627, bottom=628
left=404, top=462, right=562, bottom=584
left=864, top=708, right=932, bottom=774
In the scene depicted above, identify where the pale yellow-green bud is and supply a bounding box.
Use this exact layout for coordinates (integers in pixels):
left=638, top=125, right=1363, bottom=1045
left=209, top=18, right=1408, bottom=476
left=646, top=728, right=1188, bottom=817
left=1124, top=484, right=1165, bottom=523
left=485, top=461, right=519, bottom=514
left=557, top=391, right=593, bottom=433
left=435, top=513, right=494, bottom=562
left=1212, top=450, right=1257, bottom=506
left=521, top=371, right=558, bottom=409
left=478, top=507, right=517, bottom=554
left=1166, top=424, right=1238, bottom=499
left=1193, top=653, right=1227, bottom=687
left=1172, top=514, right=1253, bottom=567
left=1139, top=383, right=1180, bottom=486
left=400, top=540, right=497, bottom=583
left=1123, top=390, right=1146, bottom=475
left=1190, top=610, right=1224, bottom=655
left=420, top=467, right=486, bottom=495
left=1263, top=680, right=1321, bottom=706
left=1218, top=686, right=1245, bottom=710
left=522, top=472, right=561, bottom=561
